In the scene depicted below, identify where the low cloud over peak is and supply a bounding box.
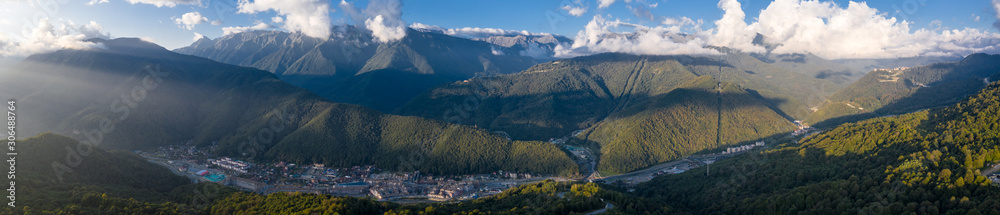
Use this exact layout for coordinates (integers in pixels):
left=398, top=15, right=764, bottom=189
left=341, top=0, right=407, bottom=43
left=236, top=0, right=332, bottom=39
left=126, top=0, right=200, bottom=8
left=0, top=19, right=110, bottom=57
left=558, top=0, right=1000, bottom=60
left=554, top=15, right=719, bottom=58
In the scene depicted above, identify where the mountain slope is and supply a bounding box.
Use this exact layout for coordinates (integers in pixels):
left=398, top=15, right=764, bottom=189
left=400, top=53, right=803, bottom=174
left=583, top=76, right=795, bottom=174
left=639, top=80, right=1000, bottom=214
left=0, top=133, right=218, bottom=214
left=175, top=27, right=539, bottom=112
left=0, top=38, right=577, bottom=176
left=806, top=53, right=1000, bottom=127
left=399, top=52, right=833, bottom=141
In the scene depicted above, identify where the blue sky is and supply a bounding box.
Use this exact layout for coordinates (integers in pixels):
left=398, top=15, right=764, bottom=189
left=407, top=0, right=998, bottom=37
left=0, top=0, right=998, bottom=56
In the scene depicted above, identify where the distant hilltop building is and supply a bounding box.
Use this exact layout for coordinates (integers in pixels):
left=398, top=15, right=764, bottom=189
left=723, top=141, right=765, bottom=154
left=873, top=67, right=910, bottom=72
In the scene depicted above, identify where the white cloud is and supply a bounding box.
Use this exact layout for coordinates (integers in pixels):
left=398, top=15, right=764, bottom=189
left=271, top=16, right=284, bottom=23
left=659, top=16, right=703, bottom=33
left=709, top=0, right=764, bottom=53
left=519, top=42, right=550, bottom=59
left=237, top=0, right=332, bottom=39
left=211, top=20, right=223, bottom=25
left=709, top=0, right=1000, bottom=59
left=139, top=37, right=157, bottom=43
left=408, top=23, right=445, bottom=32
left=518, top=0, right=1000, bottom=60
left=929, top=20, right=944, bottom=30
left=341, top=0, right=407, bottom=43
left=562, top=5, right=588, bottom=17
left=409, top=23, right=549, bottom=38
left=366, top=15, right=406, bottom=43
left=193, top=32, right=206, bottom=41
left=661, top=17, right=697, bottom=27
left=86, top=0, right=108, bottom=6
left=174, top=12, right=208, bottom=30
left=554, top=15, right=719, bottom=58
left=631, top=5, right=654, bottom=21
left=491, top=46, right=504, bottom=55
left=597, top=0, right=615, bottom=9
left=222, top=22, right=272, bottom=35
left=125, top=0, right=200, bottom=7
left=0, top=19, right=110, bottom=57
left=993, top=0, right=1000, bottom=30
left=972, top=14, right=980, bottom=22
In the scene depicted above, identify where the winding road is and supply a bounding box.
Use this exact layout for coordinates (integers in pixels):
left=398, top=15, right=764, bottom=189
left=584, top=201, right=614, bottom=215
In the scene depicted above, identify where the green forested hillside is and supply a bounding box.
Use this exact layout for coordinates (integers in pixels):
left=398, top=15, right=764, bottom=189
left=400, top=53, right=810, bottom=175
left=399, top=53, right=829, bottom=141
left=638, top=81, right=1000, bottom=214
left=0, top=134, right=591, bottom=214
left=0, top=38, right=576, bottom=176
left=0, top=133, right=236, bottom=214
left=585, top=76, right=795, bottom=174
left=400, top=54, right=695, bottom=141
left=208, top=180, right=674, bottom=215
left=807, top=53, right=1000, bottom=127
left=18, top=80, right=1000, bottom=214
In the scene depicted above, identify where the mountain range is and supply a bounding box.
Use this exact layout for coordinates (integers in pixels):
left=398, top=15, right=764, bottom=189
left=807, top=53, right=1000, bottom=127
left=175, top=26, right=547, bottom=113
left=0, top=38, right=577, bottom=176
left=2, top=26, right=996, bottom=179
left=9, top=75, right=999, bottom=214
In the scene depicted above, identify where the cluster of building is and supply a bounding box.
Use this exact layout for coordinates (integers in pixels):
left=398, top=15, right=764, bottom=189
left=143, top=143, right=547, bottom=202
left=653, top=161, right=704, bottom=177
left=370, top=184, right=411, bottom=200
left=990, top=174, right=1000, bottom=185
left=792, top=120, right=815, bottom=137
left=873, top=67, right=910, bottom=72
left=210, top=157, right=250, bottom=174
left=426, top=183, right=476, bottom=200
left=722, top=141, right=765, bottom=154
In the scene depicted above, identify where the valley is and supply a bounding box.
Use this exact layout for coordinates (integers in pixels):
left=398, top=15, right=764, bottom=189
left=2, top=1, right=1000, bottom=212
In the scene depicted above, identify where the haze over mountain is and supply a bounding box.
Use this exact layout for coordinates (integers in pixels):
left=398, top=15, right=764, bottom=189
left=807, top=54, right=1000, bottom=127
left=8, top=69, right=999, bottom=215
left=746, top=33, right=962, bottom=85
left=0, top=38, right=577, bottom=176
left=3, top=0, right=1000, bottom=213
